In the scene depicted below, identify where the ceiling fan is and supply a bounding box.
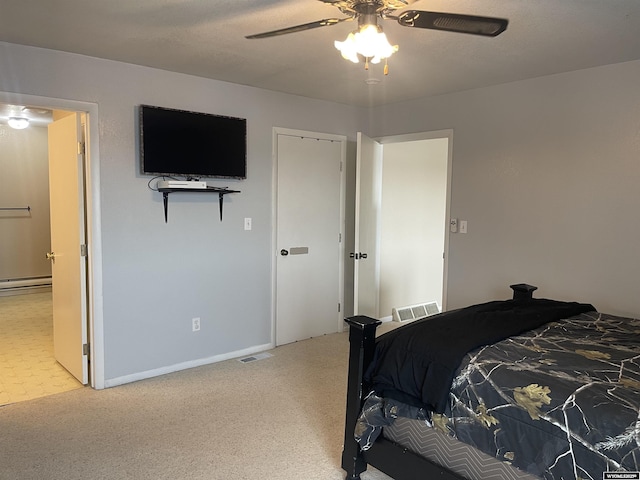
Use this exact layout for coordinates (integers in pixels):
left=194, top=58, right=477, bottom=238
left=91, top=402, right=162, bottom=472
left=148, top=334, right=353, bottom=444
left=246, top=0, right=508, bottom=72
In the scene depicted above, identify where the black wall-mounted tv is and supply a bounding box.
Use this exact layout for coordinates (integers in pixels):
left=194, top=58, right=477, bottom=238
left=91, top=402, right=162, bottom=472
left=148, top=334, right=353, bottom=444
left=139, top=105, right=247, bottom=179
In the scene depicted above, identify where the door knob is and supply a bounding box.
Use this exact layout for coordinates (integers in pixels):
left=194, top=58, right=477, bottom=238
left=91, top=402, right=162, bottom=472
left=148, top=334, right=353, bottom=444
left=46, top=252, right=56, bottom=262
left=280, top=249, right=289, bottom=256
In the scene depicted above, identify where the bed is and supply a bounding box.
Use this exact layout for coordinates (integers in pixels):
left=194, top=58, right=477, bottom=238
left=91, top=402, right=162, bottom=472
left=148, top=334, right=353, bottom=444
left=341, top=284, right=640, bottom=480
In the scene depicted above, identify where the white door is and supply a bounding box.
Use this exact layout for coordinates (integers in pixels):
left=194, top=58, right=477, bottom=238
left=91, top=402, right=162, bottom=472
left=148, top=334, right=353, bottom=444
left=275, top=131, right=345, bottom=345
left=47, top=112, right=88, bottom=384
left=353, top=132, right=383, bottom=317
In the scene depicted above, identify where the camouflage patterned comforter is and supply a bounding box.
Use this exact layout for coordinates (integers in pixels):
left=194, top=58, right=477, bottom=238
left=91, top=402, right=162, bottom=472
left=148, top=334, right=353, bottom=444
left=439, top=311, right=640, bottom=479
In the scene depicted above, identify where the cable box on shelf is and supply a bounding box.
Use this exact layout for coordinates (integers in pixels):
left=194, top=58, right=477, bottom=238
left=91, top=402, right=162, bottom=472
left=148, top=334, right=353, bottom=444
left=157, top=180, right=207, bottom=189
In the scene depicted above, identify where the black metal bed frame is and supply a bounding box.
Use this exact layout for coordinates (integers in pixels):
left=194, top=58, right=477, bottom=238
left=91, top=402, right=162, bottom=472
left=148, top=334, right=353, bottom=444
left=340, top=315, right=464, bottom=480
left=341, top=284, right=538, bottom=480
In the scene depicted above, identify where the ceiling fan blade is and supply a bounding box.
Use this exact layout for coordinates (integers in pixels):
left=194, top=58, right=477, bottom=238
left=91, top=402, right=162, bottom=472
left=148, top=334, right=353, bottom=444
left=245, top=17, right=352, bottom=39
left=396, top=10, right=508, bottom=37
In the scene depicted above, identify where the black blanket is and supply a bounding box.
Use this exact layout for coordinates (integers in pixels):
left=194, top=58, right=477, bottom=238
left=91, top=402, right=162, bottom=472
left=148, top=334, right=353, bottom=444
left=365, top=298, right=595, bottom=414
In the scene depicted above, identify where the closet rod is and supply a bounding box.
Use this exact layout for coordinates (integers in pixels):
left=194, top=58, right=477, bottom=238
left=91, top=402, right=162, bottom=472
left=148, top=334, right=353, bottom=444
left=0, top=206, right=31, bottom=211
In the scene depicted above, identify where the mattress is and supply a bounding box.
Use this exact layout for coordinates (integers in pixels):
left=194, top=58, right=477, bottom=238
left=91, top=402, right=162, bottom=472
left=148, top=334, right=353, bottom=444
left=357, top=309, right=640, bottom=479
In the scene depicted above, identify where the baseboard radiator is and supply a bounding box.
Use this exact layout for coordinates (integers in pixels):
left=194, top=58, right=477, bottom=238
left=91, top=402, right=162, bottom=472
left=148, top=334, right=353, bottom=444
left=392, top=301, right=440, bottom=323
left=0, top=276, right=52, bottom=296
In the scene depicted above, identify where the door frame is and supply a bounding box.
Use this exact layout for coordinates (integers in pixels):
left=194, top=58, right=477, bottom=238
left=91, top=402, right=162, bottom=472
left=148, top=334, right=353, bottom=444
left=0, top=91, right=104, bottom=389
left=375, top=129, right=453, bottom=310
left=271, top=127, right=347, bottom=345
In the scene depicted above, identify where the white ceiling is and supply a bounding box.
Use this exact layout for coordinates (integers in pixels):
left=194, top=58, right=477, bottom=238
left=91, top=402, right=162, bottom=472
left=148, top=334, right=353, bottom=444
left=1, top=0, right=639, bottom=107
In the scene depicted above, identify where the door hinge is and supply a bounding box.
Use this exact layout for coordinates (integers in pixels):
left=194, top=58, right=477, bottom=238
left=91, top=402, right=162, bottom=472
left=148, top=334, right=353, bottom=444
left=83, top=343, right=90, bottom=356
left=339, top=233, right=342, bottom=243
left=338, top=303, right=341, bottom=313
left=78, top=141, right=85, bottom=155
left=80, top=244, right=88, bottom=257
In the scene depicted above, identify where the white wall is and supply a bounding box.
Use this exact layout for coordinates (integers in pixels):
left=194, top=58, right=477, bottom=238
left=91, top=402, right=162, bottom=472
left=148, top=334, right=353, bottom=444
left=378, top=138, right=447, bottom=316
left=0, top=42, right=365, bottom=385
left=371, top=60, right=640, bottom=317
left=0, top=125, right=51, bottom=282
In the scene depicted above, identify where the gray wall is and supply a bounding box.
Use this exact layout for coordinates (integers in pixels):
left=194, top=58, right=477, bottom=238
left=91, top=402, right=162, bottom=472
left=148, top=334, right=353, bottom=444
left=0, top=125, right=51, bottom=282
left=371, top=60, right=640, bottom=317
left=2, top=40, right=639, bottom=387
left=0, top=41, right=365, bottom=385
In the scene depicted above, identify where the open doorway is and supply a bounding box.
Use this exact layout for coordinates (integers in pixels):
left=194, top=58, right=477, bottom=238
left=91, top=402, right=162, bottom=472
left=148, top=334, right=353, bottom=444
left=378, top=136, right=449, bottom=319
left=0, top=96, right=101, bottom=403
left=0, top=104, right=83, bottom=404
left=352, top=130, right=451, bottom=321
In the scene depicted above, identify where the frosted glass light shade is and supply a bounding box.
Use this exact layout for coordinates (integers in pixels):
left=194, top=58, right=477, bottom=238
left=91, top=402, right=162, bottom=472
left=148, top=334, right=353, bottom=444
left=8, top=117, right=30, bottom=129
left=335, top=24, right=398, bottom=64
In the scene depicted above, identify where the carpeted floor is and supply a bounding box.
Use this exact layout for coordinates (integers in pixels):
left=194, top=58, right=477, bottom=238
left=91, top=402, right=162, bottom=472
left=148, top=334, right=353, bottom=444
left=0, top=331, right=392, bottom=480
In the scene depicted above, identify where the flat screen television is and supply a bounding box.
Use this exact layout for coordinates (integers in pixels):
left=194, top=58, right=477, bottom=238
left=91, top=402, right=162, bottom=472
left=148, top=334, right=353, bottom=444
left=139, top=105, right=247, bottom=179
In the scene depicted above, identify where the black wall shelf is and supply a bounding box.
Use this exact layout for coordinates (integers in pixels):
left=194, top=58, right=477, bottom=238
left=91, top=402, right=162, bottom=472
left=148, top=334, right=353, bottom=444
left=158, top=187, right=240, bottom=222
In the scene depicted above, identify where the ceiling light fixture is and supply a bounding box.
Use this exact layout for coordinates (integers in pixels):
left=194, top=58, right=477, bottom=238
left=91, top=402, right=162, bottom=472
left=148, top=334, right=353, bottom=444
left=246, top=0, right=509, bottom=77
left=8, top=117, right=30, bottom=129
left=334, top=6, right=397, bottom=75
left=335, top=24, right=398, bottom=73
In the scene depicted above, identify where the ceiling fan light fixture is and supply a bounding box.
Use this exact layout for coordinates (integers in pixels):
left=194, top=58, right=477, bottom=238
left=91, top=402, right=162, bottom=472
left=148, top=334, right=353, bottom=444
left=8, top=117, right=30, bottom=129
left=335, top=32, right=360, bottom=63
left=335, top=23, right=398, bottom=66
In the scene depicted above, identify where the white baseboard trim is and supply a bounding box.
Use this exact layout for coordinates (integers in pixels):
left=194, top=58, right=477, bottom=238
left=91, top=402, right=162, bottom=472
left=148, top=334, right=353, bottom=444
left=104, top=342, right=274, bottom=388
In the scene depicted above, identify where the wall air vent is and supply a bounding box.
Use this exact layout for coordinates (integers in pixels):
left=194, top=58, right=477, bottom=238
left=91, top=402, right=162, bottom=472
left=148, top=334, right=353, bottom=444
left=392, top=301, right=440, bottom=323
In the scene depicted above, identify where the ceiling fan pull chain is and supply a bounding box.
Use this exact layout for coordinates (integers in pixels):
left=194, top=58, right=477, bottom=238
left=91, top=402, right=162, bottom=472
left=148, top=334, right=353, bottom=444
left=365, top=57, right=370, bottom=70
left=384, top=59, right=389, bottom=76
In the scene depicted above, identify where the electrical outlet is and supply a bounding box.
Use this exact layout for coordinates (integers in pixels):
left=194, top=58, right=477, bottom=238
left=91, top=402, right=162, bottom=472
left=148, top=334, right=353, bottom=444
left=192, top=317, right=201, bottom=332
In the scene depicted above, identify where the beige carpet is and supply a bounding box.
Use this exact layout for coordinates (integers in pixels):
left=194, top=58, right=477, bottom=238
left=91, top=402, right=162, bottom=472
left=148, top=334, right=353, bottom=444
left=0, top=332, right=392, bottom=480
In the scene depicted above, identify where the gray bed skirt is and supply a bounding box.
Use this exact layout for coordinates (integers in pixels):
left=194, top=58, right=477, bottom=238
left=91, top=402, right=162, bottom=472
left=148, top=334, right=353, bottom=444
left=383, top=416, right=540, bottom=480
